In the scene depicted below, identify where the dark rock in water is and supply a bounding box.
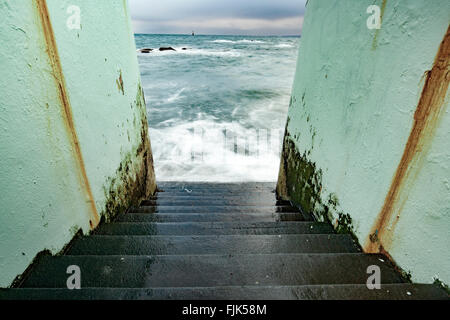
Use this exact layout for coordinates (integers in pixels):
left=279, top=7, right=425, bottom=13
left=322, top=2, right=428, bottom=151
left=159, top=47, right=176, bottom=51
left=139, top=48, right=153, bottom=53
left=182, top=48, right=188, bottom=50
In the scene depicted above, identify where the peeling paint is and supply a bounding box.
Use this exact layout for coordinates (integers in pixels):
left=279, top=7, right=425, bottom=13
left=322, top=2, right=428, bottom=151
left=35, top=0, right=99, bottom=228
left=365, top=25, right=450, bottom=253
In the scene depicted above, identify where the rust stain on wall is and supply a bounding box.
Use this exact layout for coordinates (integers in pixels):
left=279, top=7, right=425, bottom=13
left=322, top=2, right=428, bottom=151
left=372, top=0, right=387, bottom=51
left=116, top=70, right=125, bottom=95
left=365, top=26, right=450, bottom=253
left=35, top=0, right=100, bottom=228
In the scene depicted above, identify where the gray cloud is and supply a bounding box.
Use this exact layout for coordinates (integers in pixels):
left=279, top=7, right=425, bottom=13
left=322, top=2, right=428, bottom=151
left=129, top=0, right=306, bottom=35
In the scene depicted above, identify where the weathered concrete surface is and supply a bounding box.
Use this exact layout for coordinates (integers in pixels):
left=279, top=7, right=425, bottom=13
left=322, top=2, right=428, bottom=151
left=0, top=0, right=156, bottom=287
left=277, top=0, right=450, bottom=285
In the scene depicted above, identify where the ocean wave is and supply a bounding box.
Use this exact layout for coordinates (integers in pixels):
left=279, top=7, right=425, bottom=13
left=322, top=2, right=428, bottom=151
left=167, top=88, right=186, bottom=103
left=148, top=118, right=282, bottom=182
left=238, top=39, right=265, bottom=44
left=237, top=89, right=281, bottom=100
left=137, top=47, right=240, bottom=58
left=211, top=39, right=234, bottom=43
left=211, top=39, right=266, bottom=44
left=275, top=43, right=294, bottom=48
left=136, top=34, right=299, bottom=182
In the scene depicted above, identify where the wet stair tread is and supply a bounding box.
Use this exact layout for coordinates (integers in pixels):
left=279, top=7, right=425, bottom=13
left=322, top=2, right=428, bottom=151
left=67, top=234, right=361, bottom=255
left=2, top=284, right=448, bottom=300
left=148, top=194, right=283, bottom=199
left=153, top=191, right=278, bottom=197
left=20, top=253, right=404, bottom=288
left=130, top=205, right=299, bottom=213
left=117, top=212, right=308, bottom=223
left=94, top=221, right=333, bottom=235
left=140, top=199, right=292, bottom=206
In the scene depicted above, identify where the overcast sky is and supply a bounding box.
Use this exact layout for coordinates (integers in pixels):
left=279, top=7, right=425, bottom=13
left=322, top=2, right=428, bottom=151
left=129, top=0, right=307, bottom=36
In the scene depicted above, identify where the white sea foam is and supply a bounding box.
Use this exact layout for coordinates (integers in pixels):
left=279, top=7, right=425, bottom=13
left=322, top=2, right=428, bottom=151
left=181, top=48, right=241, bottom=57
left=275, top=43, right=294, bottom=48
left=237, top=39, right=265, bottom=44
left=149, top=118, right=283, bottom=182
left=211, top=39, right=234, bottom=43
left=211, top=39, right=265, bottom=44
left=167, top=88, right=186, bottom=103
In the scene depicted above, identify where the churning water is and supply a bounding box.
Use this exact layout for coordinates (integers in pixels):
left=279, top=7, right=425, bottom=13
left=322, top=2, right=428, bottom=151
left=135, top=34, right=299, bottom=182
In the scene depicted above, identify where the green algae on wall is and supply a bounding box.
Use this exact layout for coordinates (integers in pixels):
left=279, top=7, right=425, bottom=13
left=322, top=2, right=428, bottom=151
left=278, top=0, right=450, bottom=285
left=102, top=83, right=157, bottom=223
left=277, top=131, right=357, bottom=240
left=277, top=132, right=323, bottom=217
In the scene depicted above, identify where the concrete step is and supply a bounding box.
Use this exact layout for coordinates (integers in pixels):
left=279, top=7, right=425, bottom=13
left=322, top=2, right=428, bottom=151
left=148, top=194, right=282, bottom=200
left=140, top=199, right=291, bottom=206
left=158, top=187, right=274, bottom=191
left=67, top=234, right=361, bottom=255
left=2, top=284, right=447, bottom=300
left=158, top=189, right=275, bottom=195
left=130, top=205, right=299, bottom=214
left=20, top=253, right=405, bottom=288
left=95, top=221, right=334, bottom=236
left=117, top=212, right=307, bottom=223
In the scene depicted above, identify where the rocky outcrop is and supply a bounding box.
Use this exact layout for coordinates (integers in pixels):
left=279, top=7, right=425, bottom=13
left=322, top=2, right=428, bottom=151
left=159, top=47, right=176, bottom=51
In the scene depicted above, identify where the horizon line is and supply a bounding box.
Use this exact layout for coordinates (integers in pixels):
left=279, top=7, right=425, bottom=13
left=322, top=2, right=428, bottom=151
left=134, top=33, right=301, bottom=37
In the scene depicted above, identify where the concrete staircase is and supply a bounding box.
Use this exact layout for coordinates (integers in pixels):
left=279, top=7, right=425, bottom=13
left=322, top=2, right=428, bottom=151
left=1, top=182, right=447, bottom=300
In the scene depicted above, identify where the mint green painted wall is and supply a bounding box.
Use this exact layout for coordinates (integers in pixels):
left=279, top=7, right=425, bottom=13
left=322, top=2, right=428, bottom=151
left=281, top=0, right=449, bottom=284
left=0, top=0, right=155, bottom=287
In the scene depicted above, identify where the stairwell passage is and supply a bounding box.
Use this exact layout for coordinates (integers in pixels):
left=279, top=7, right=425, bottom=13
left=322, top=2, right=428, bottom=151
left=0, top=183, right=447, bottom=300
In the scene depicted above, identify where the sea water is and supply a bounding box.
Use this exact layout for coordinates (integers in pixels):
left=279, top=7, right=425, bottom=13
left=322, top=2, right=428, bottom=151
left=135, top=34, right=300, bottom=182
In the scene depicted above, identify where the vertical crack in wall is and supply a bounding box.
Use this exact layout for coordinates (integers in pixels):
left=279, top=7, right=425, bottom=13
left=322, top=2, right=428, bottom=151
left=365, top=25, right=450, bottom=253
left=35, top=0, right=100, bottom=228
